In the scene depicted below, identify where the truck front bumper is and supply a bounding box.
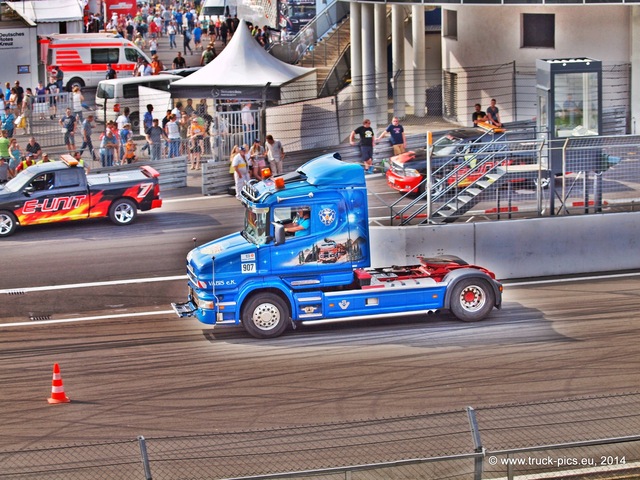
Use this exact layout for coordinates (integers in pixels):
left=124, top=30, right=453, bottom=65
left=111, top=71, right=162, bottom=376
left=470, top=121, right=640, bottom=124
left=171, top=289, right=232, bottom=325
left=171, top=300, right=197, bottom=317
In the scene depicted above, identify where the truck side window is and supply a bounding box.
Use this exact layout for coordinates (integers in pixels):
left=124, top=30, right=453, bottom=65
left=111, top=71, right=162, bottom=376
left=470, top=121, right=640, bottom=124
left=277, top=206, right=311, bottom=237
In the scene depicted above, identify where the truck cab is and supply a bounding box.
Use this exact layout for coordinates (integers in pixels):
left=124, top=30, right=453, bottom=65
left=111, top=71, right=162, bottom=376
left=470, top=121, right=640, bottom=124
left=173, top=153, right=502, bottom=339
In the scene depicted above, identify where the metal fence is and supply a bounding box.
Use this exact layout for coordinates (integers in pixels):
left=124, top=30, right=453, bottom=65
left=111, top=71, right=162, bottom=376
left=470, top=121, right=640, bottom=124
left=375, top=131, right=640, bottom=226
left=3, top=391, right=640, bottom=479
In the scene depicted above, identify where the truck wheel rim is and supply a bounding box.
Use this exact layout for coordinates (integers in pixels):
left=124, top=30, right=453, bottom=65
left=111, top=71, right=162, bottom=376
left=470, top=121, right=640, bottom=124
left=115, top=203, right=134, bottom=223
left=252, top=303, right=281, bottom=331
left=0, top=214, right=13, bottom=234
left=459, top=285, right=486, bottom=312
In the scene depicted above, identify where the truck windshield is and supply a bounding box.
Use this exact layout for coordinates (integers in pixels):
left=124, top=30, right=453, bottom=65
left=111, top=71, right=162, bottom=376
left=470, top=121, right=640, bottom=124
left=243, top=206, right=269, bottom=245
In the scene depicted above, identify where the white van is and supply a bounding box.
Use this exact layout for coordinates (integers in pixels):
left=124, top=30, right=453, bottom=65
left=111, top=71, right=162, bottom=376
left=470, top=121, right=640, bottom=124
left=199, top=0, right=228, bottom=24
left=40, top=33, right=151, bottom=91
left=94, top=75, right=182, bottom=130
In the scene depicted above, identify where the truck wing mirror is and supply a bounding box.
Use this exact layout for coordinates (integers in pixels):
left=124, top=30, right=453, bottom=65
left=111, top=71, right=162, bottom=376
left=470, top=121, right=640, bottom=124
left=273, top=222, right=285, bottom=245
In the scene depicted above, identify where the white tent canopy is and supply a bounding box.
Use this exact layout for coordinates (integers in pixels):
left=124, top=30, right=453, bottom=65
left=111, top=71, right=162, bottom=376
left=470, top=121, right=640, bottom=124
left=5, top=0, right=83, bottom=23
left=170, top=19, right=317, bottom=102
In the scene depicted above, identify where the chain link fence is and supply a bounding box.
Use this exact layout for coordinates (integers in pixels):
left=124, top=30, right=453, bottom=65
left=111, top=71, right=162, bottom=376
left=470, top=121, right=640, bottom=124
left=3, top=392, right=640, bottom=479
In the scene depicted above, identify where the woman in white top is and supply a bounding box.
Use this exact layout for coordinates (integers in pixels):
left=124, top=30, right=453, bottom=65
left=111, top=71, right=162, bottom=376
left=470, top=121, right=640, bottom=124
left=71, top=86, right=84, bottom=122
left=165, top=114, right=182, bottom=158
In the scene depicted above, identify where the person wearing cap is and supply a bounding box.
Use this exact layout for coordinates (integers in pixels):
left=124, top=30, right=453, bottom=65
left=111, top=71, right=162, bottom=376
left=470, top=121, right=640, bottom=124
left=151, top=55, right=164, bottom=75
left=188, top=117, right=206, bottom=169
left=249, top=138, right=266, bottom=180
left=15, top=150, right=36, bottom=174
left=106, top=63, right=117, bottom=80
left=231, top=145, right=250, bottom=200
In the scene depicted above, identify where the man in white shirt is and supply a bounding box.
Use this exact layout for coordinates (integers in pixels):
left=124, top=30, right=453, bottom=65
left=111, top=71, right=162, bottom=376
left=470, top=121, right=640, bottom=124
left=265, top=134, right=285, bottom=175
left=232, top=145, right=250, bottom=200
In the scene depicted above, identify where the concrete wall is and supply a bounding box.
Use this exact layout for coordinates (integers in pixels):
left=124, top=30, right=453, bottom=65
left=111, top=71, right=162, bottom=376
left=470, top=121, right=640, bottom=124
left=370, top=212, right=640, bottom=279
left=442, top=5, right=631, bottom=70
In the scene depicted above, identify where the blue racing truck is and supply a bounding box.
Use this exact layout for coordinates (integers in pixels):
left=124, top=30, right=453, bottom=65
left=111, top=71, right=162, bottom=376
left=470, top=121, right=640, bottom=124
left=172, top=154, right=503, bottom=338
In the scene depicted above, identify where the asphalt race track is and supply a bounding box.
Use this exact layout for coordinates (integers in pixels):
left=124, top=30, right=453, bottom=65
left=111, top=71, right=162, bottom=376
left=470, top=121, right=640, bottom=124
left=1, top=180, right=640, bottom=455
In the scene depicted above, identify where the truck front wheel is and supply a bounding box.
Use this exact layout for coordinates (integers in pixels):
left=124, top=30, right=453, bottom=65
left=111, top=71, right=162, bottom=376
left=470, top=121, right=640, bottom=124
left=109, top=198, right=138, bottom=226
left=0, top=211, right=17, bottom=237
left=242, top=293, right=290, bottom=339
left=449, top=277, right=495, bottom=322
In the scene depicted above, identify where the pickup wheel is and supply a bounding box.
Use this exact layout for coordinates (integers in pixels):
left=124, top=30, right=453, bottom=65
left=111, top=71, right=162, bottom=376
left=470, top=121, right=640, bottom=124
left=0, top=211, right=17, bottom=237
left=242, top=293, right=290, bottom=339
left=449, top=277, right=495, bottom=322
left=109, top=198, right=138, bottom=226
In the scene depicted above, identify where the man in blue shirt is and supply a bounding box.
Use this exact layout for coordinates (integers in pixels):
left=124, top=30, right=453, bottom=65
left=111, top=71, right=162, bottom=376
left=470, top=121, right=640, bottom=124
left=1, top=107, right=15, bottom=138
left=141, top=104, right=154, bottom=155
left=285, top=207, right=310, bottom=237
left=377, top=116, right=406, bottom=155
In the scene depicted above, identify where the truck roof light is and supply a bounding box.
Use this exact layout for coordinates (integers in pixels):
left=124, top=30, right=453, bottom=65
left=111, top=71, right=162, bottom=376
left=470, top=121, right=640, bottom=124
left=261, top=167, right=272, bottom=179
left=274, top=177, right=285, bottom=189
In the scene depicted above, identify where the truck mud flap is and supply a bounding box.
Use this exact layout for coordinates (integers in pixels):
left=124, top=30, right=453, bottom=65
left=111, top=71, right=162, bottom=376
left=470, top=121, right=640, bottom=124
left=171, top=301, right=197, bottom=318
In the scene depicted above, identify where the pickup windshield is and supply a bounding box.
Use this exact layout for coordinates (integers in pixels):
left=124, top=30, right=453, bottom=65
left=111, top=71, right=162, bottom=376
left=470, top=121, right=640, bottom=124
left=243, top=206, right=269, bottom=245
left=2, top=168, right=36, bottom=192
left=432, top=135, right=463, bottom=157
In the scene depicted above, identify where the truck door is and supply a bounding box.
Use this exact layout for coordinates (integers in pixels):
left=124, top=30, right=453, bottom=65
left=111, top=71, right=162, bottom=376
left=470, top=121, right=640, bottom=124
left=18, top=169, right=90, bottom=225
left=272, top=200, right=353, bottom=273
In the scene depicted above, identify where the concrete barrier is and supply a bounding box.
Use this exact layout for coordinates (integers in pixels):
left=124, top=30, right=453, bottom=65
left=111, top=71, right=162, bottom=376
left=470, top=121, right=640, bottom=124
left=371, top=212, right=640, bottom=280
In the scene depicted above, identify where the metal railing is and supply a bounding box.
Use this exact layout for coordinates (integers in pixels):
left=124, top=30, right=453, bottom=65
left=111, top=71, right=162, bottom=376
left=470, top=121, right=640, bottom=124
left=3, top=391, right=640, bottom=479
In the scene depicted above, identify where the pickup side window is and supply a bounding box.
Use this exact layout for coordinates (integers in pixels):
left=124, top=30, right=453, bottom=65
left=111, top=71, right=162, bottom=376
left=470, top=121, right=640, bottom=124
left=29, top=173, right=55, bottom=191
left=91, top=48, right=119, bottom=64
left=56, top=169, right=83, bottom=188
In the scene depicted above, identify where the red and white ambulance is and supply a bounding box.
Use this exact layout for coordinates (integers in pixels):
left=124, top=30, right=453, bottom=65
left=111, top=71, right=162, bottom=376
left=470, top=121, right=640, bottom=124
left=39, top=33, right=151, bottom=91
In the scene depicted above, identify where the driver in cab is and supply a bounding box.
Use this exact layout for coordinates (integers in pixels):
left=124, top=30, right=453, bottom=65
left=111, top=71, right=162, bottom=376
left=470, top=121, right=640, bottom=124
left=284, top=207, right=310, bottom=237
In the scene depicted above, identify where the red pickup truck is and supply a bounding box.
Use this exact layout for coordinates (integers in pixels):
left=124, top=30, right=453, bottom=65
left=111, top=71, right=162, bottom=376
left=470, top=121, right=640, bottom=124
left=0, top=156, right=162, bottom=237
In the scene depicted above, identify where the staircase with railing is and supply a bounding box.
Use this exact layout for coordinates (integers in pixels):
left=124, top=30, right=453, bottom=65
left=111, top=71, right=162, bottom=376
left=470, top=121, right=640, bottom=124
left=269, top=1, right=350, bottom=95
left=390, top=127, right=542, bottom=225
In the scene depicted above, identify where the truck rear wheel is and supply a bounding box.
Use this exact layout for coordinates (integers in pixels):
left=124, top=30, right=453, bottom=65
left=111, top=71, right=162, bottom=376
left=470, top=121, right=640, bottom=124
left=0, top=211, right=17, bottom=237
left=449, top=277, right=495, bottom=322
left=242, top=293, right=290, bottom=339
left=109, top=198, right=138, bottom=226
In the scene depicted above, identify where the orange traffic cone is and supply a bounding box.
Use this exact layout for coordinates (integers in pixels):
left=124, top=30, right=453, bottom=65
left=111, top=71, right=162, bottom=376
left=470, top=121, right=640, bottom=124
left=47, top=363, right=70, bottom=404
